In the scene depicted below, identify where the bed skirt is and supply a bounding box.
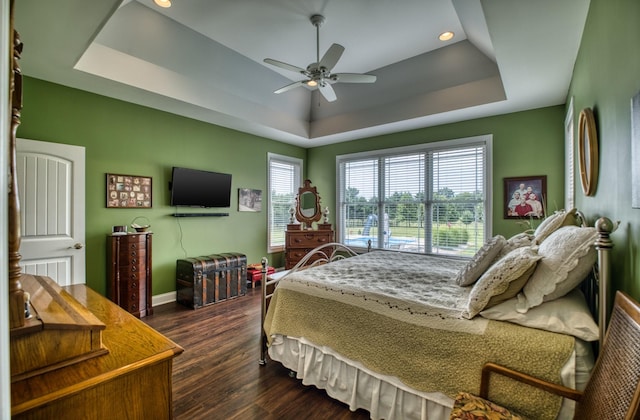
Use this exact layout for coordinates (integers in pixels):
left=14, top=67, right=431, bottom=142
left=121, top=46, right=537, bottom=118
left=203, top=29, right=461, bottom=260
left=269, top=334, right=593, bottom=420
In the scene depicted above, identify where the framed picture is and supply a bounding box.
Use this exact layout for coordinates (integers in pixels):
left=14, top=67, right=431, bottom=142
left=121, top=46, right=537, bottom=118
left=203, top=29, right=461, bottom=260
left=503, top=175, right=546, bottom=219
left=106, top=173, right=152, bottom=208
left=238, top=188, right=262, bottom=212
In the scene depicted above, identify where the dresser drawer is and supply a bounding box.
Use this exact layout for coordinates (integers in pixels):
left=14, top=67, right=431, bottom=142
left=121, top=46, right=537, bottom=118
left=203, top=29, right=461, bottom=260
left=286, top=248, right=333, bottom=262
left=119, top=245, right=146, bottom=258
left=119, top=266, right=146, bottom=281
left=286, top=231, right=333, bottom=248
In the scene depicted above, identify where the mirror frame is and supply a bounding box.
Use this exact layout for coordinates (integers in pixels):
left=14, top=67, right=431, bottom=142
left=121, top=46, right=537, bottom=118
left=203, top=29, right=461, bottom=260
left=578, top=107, right=599, bottom=196
left=295, top=179, right=322, bottom=228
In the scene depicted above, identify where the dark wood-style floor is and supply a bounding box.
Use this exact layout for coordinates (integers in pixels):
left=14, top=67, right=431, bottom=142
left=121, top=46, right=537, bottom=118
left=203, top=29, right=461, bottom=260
left=144, top=286, right=371, bottom=420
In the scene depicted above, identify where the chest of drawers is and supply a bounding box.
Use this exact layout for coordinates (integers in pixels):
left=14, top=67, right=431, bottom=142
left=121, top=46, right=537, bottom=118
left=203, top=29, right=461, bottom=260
left=285, top=228, right=334, bottom=269
left=107, top=232, right=152, bottom=317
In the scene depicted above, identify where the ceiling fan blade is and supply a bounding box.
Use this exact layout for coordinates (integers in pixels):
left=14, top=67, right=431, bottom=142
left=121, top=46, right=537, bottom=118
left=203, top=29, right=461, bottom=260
left=331, top=73, right=377, bottom=83
left=318, top=43, right=345, bottom=71
left=264, top=58, right=307, bottom=75
left=274, top=81, right=306, bottom=94
left=318, top=82, right=337, bottom=102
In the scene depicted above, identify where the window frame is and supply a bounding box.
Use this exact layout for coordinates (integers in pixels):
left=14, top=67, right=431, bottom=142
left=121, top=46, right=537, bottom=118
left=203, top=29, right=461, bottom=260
left=267, top=153, right=303, bottom=253
left=335, top=135, right=493, bottom=255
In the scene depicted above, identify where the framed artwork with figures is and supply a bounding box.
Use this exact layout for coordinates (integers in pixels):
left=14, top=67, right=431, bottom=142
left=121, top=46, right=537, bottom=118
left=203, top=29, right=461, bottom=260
left=238, top=188, right=262, bottom=212
left=504, top=175, right=546, bottom=219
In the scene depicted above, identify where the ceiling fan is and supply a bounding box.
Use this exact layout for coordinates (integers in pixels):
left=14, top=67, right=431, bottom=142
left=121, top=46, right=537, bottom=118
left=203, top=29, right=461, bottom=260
left=264, top=14, right=377, bottom=102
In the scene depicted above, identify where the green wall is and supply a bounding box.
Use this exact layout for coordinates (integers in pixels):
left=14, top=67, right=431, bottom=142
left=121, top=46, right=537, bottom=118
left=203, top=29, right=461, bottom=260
left=19, top=77, right=305, bottom=296
left=307, top=106, right=566, bottom=240
left=568, top=0, right=640, bottom=299
left=19, top=77, right=567, bottom=300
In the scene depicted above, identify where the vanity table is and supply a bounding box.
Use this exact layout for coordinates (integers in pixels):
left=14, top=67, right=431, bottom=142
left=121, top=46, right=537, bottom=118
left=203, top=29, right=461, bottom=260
left=285, top=180, right=334, bottom=269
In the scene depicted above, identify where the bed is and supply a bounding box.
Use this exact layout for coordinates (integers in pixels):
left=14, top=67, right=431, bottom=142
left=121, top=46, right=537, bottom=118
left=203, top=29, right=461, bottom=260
left=259, top=209, right=616, bottom=420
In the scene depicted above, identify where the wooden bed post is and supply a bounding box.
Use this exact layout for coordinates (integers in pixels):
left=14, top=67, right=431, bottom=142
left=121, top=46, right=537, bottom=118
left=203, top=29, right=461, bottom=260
left=259, top=257, right=268, bottom=365
left=595, top=217, right=615, bottom=345
left=8, top=0, right=25, bottom=329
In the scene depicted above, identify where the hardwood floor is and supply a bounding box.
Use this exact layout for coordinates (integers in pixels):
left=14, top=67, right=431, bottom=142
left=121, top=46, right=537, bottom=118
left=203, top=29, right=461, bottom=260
left=144, top=286, right=371, bottom=420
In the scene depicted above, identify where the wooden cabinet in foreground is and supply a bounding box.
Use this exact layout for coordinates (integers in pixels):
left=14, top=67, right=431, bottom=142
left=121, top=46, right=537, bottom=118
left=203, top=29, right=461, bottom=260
left=11, top=275, right=183, bottom=419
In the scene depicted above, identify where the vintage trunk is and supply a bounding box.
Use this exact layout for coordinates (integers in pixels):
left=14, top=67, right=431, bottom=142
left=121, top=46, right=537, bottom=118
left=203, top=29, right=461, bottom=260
left=176, top=252, right=247, bottom=309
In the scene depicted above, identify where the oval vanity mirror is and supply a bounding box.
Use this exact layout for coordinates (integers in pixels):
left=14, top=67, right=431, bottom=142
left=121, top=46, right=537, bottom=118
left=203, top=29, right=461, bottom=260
left=299, top=191, right=318, bottom=218
left=295, top=180, right=322, bottom=228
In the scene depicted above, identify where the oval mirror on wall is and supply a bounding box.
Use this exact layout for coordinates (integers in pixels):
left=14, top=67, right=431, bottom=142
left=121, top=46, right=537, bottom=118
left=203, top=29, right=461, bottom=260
left=578, top=107, right=599, bottom=196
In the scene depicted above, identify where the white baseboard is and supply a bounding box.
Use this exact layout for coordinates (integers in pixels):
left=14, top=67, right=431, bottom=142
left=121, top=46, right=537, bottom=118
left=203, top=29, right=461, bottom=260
left=152, top=291, right=176, bottom=307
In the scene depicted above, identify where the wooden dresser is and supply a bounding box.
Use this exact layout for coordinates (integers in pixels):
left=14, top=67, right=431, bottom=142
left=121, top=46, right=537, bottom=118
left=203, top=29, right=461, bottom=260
left=285, top=180, right=334, bottom=269
left=11, top=280, right=183, bottom=419
left=108, top=232, right=153, bottom=317
left=285, top=226, right=334, bottom=269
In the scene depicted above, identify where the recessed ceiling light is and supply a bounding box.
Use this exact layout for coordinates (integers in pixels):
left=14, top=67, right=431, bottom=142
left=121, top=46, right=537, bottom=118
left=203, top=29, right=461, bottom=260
left=154, top=0, right=171, bottom=8
left=439, top=31, right=454, bottom=41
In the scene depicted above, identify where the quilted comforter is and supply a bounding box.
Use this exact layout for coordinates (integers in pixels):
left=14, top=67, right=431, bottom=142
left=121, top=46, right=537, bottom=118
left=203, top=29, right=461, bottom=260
left=264, top=251, right=575, bottom=419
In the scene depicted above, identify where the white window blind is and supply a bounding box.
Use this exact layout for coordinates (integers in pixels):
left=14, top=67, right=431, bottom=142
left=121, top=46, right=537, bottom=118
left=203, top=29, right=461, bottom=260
left=337, top=136, right=491, bottom=257
left=268, top=153, right=302, bottom=252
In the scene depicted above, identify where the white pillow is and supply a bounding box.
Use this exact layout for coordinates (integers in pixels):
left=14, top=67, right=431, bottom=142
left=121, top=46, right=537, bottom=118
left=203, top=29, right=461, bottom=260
left=454, top=235, right=506, bottom=286
left=480, top=289, right=599, bottom=341
left=462, top=246, right=541, bottom=319
left=494, top=232, right=534, bottom=261
left=533, top=208, right=578, bottom=244
left=517, top=225, right=598, bottom=313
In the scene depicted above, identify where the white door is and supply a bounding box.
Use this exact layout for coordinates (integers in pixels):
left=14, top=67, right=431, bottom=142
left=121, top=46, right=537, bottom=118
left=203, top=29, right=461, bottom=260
left=16, top=138, right=86, bottom=286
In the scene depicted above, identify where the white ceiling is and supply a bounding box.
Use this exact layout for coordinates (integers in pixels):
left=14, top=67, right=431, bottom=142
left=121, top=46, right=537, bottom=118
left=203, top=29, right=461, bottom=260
left=13, top=0, right=590, bottom=147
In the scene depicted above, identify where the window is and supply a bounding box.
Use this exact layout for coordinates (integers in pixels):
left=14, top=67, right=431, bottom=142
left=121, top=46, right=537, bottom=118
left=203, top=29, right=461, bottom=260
left=337, top=135, right=492, bottom=257
left=268, top=153, right=302, bottom=252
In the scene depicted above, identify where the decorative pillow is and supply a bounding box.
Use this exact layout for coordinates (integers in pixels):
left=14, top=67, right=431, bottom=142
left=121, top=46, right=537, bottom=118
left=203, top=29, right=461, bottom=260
left=451, top=392, right=523, bottom=420
left=516, top=225, right=598, bottom=313
left=533, top=208, right=578, bottom=244
left=494, top=232, right=534, bottom=261
left=462, top=247, right=541, bottom=319
left=454, top=235, right=507, bottom=286
left=480, top=289, right=599, bottom=341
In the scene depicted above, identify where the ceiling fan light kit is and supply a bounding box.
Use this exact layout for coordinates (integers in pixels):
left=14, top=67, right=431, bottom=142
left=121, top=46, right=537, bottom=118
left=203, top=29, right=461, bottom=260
left=154, top=0, right=171, bottom=8
left=264, top=14, right=376, bottom=102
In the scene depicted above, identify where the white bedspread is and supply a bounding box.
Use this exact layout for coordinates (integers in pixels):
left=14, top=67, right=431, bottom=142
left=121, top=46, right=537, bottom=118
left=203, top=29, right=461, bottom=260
left=285, top=251, right=468, bottom=311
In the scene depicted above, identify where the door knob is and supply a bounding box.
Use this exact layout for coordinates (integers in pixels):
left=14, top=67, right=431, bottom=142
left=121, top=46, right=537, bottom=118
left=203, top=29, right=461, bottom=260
left=71, top=243, right=84, bottom=249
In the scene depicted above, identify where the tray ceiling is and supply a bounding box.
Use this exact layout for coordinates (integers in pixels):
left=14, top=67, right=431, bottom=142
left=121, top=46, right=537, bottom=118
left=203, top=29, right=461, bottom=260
left=14, top=0, right=590, bottom=146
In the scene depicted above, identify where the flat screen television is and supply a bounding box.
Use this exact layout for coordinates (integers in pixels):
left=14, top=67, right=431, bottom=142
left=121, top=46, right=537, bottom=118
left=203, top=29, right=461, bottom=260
left=170, top=166, right=232, bottom=208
